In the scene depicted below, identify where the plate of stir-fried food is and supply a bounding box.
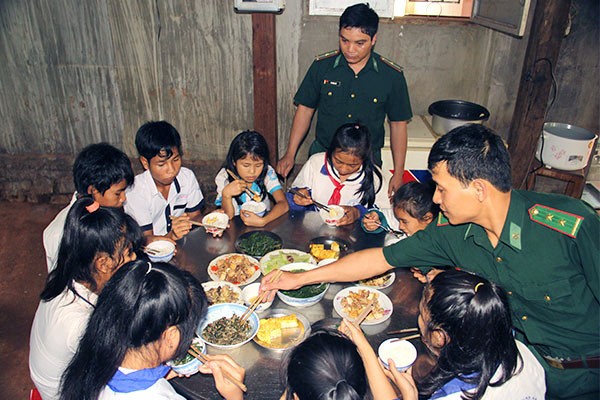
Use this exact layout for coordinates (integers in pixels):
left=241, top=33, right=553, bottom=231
left=208, top=253, right=261, bottom=286
left=356, top=271, right=396, bottom=289
left=202, top=281, right=243, bottom=305
left=198, top=303, right=260, bottom=349
left=333, top=287, right=393, bottom=326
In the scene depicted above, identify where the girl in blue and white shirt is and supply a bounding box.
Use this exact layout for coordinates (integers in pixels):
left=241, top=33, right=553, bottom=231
left=215, top=130, right=289, bottom=227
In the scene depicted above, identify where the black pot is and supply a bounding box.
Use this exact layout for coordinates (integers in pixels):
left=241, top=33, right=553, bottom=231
left=428, top=100, right=490, bottom=135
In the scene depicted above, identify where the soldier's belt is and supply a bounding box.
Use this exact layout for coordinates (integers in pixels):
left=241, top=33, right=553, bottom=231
left=543, top=355, right=600, bottom=369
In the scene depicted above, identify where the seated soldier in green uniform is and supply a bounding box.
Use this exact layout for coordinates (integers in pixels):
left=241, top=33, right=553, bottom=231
left=263, top=124, right=600, bottom=400
left=276, top=3, right=413, bottom=196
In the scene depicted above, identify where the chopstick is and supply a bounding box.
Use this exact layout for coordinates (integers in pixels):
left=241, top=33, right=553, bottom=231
left=374, top=222, right=405, bottom=238
left=187, top=348, right=247, bottom=392
left=240, top=270, right=284, bottom=322
left=168, top=216, right=221, bottom=230
left=142, top=246, right=160, bottom=255
left=391, top=333, right=421, bottom=342
left=353, top=298, right=377, bottom=326
left=226, top=169, right=261, bottom=202
left=387, top=327, right=419, bottom=335
left=287, top=188, right=330, bottom=212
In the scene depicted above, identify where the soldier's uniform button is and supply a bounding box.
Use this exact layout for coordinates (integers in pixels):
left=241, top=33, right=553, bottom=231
left=495, top=257, right=503, bottom=263
left=521, top=315, right=528, bottom=321
left=507, top=291, right=513, bottom=295
left=328, top=92, right=332, bottom=96
left=350, top=93, right=355, bottom=98
left=354, top=75, right=358, bottom=78
left=373, top=98, right=378, bottom=103
left=544, top=295, right=551, bottom=301
left=347, top=114, right=352, bottom=118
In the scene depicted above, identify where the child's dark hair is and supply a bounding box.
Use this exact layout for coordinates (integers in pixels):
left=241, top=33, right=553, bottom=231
left=327, top=123, right=383, bottom=208
left=72, top=143, right=134, bottom=195
left=40, top=197, right=143, bottom=301
left=282, top=329, right=367, bottom=400
left=59, top=260, right=207, bottom=400
left=135, top=120, right=183, bottom=160
left=339, top=3, right=379, bottom=38
left=224, top=130, right=270, bottom=202
left=428, top=124, right=512, bottom=192
left=420, top=270, right=521, bottom=400
left=392, top=181, right=439, bottom=221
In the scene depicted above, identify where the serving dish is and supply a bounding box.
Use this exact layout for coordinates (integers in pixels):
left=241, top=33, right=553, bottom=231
left=201, top=281, right=243, bottom=305
left=254, top=309, right=311, bottom=351
left=356, top=271, right=396, bottom=290
left=197, top=303, right=259, bottom=350
left=307, top=236, right=351, bottom=261
left=260, top=249, right=315, bottom=275
left=277, top=262, right=330, bottom=308
left=333, top=287, right=393, bottom=326
left=208, top=253, right=261, bottom=286
left=235, top=230, right=283, bottom=258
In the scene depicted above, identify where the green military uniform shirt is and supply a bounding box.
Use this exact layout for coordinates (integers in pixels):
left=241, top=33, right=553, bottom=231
left=294, top=51, right=413, bottom=166
left=383, top=189, right=599, bottom=398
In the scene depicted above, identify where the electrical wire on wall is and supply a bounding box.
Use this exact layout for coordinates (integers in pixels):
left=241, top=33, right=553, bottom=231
left=522, top=57, right=558, bottom=190
left=153, top=0, right=163, bottom=120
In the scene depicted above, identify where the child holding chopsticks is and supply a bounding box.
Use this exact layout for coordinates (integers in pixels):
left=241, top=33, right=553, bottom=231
left=215, top=130, right=289, bottom=227
left=60, top=260, right=245, bottom=400
left=340, top=270, right=545, bottom=400
left=289, top=123, right=390, bottom=226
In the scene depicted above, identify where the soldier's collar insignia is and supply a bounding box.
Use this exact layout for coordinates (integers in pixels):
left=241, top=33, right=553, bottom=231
left=528, top=204, right=584, bottom=238
left=437, top=213, right=449, bottom=227
left=509, top=222, right=522, bottom=250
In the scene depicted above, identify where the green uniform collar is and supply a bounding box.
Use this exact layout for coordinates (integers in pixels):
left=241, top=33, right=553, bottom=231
left=463, top=190, right=524, bottom=251
left=333, top=52, right=379, bottom=73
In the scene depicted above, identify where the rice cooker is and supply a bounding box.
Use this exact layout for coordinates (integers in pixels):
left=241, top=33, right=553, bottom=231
left=428, top=100, right=490, bottom=136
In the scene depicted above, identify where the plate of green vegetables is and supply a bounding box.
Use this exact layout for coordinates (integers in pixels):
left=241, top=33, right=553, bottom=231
left=235, top=230, right=283, bottom=258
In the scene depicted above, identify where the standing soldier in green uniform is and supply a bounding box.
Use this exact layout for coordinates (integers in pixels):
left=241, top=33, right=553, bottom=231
left=264, top=124, right=600, bottom=399
left=276, top=3, right=412, bottom=196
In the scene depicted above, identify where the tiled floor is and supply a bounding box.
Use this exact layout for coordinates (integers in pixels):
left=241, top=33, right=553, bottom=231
left=0, top=201, right=63, bottom=399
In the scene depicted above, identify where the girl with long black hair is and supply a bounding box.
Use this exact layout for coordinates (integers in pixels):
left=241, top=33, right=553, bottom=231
left=30, top=196, right=143, bottom=399
left=59, top=261, right=245, bottom=400
left=290, top=123, right=390, bottom=226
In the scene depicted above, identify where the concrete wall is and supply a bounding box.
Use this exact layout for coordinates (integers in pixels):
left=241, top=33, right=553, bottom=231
left=0, top=0, right=597, bottom=202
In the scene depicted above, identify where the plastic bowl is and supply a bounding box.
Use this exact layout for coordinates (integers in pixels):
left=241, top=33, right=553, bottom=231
left=241, top=201, right=267, bottom=217
left=319, top=205, right=345, bottom=226
left=202, top=212, right=229, bottom=235
left=197, top=303, right=259, bottom=349
left=144, top=240, right=176, bottom=263
left=167, top=337, right=206, bottom=376
left=276, top=263, right=329, bottom=308
left=242, top=282, right=273, bottom=312
left=378, top=339, right=417, bottom=372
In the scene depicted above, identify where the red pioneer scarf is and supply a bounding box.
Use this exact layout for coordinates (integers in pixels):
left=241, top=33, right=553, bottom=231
left=324, top=154, right=344, bottom=205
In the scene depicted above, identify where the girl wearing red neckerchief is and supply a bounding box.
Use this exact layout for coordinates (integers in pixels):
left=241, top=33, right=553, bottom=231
left=289, top=123, right=390, bottom=226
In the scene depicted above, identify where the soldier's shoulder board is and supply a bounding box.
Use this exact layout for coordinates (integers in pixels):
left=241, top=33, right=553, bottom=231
left=315, top=50, right=340, bottom=61
left=379, top=55, right=404, bottom=73
left=437, top=213, right=450, bottom=227
left=528, top=204, right=584, bottom=238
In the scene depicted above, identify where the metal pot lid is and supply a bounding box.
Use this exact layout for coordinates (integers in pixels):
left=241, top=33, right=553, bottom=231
left=428, top=100, right=490, bottom=121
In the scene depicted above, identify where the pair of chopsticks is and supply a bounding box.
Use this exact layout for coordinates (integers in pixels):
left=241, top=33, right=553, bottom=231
left=387, top=327, right=420, bottom=341
left=187, top=347, right=247, bottom=392
left=374, top=222, right=405, bottom=238
left=169, top=215, right=221, bottom=230
left=142, top=246, right=160, bottom=255
left=352, top=298, right=377, bottom=326
left=240, top=269, right=284, bottom=322
left=287, top=187, right=330, bottom=212
left=226, top=169, right=261, bottom=202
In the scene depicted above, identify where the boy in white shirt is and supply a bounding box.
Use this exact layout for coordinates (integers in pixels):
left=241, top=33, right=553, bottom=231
left=124, top=120, right=204, bottom=243
left=43, top=143, right=134, bottom=272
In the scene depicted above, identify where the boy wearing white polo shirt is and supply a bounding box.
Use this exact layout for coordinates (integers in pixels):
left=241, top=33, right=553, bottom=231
left=124, top=121, right=205, bottom=243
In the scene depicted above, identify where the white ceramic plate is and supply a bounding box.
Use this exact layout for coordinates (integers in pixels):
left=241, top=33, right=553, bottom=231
left=259, top=249, right=315, bottom=275
left=201, top=281, right=244, bottom=305
left=208, top=253, right=261, bottom=286
left=355, top=272, right=396, bottom=290
left=333, top=287, right=393, bottom=326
